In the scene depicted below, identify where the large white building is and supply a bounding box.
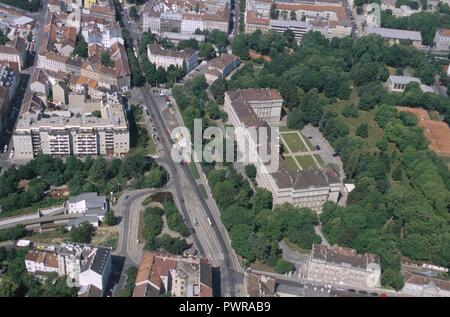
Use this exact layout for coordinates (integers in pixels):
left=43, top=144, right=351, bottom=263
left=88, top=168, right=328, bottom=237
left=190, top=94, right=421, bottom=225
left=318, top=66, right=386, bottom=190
left=365, top=26, right=423, bottom=48
left=304, top=244, right=381, bottom=289
left=58, top=242, right=112, bottom=296
left=25, top=242, right=112, bottom=296
left=224, top=89, right=341, bottom=212
left=13, top=92, right=130, bottom=160
left=147, top=44, right=199, bottom=73
left=402, top=271, right=450, bottom=297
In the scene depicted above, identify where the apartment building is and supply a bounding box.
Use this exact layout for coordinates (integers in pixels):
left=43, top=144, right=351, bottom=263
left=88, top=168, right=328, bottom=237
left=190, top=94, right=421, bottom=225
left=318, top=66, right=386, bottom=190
left=57, top=242, right=112, bottom=296
left=304, top=244, right=381, bottom=289
left=25, top=249, right=60, bottom=275
left=13, top=92, right=129, bottom=160
left=244, top=0, right=352, bottom=41
left=204, top=54, right=240, bottom=84
left=133, top=251, right=213, bottom=297
left=37, top=12, right=131, bottom=92
left=434, top=29, right=450, bottom=51
left=224, top=89, right=341, bottom=212
left=365, top=26, right=423, bottom=48
left=0, top=37, right=27, bottom=71
left=142, top=0, right=230, bottom=34
left=147, top=44, right=199, bottom=73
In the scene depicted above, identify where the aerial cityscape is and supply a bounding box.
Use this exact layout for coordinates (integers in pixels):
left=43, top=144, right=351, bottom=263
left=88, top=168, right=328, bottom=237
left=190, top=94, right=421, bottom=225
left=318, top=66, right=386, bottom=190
left=0, top=0, right=450, bottom=300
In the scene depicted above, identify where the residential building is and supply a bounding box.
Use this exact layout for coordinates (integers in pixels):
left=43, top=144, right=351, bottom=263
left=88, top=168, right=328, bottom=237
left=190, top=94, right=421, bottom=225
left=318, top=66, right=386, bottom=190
left=402, top=271, right=450, bottom=297
left=0, top=63, right=19, bottom=133
left=304, top=244, right=381, bottom=289
left=13, top=92, right=129, bottom=160
left=434, top=29, right=450, bottom=51
left=57, top=242, right=112, bottom=296
left=25, top=249, right=60, bottom=275
left=38, top=12, right=131, bottom=92
left=147, top=44, right=199, bottom=73
left=204, top=54, right=240, bottom=84
left=365, top=26, right=423, bottom=48
left=133, top=251, right=214, bottom=297
left=0, top=37, right=27, bottom=70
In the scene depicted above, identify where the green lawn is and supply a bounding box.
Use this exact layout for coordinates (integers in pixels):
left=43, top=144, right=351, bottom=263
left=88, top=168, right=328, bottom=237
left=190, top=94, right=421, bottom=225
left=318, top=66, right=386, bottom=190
left=284, top=156, right=300, bottom=172
left=330, top=91, right=385, bottom=151
left=281, top=132, right=307, bottom=153
left=189, top=161, right=200, bottom=179
left=296, top=155, right=319, bottom=170
left=313, top=154, right=325, bottom=168
left=147, top=137, right=157, bottom=155
left=301, top=133, right=314, bottom=151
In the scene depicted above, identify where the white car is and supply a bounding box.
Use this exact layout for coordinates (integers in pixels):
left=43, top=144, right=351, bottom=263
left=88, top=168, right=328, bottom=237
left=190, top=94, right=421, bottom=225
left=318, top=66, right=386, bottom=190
left=9, top=151, right=13, bottom=158
left=3, top=144, right=7, bottom=152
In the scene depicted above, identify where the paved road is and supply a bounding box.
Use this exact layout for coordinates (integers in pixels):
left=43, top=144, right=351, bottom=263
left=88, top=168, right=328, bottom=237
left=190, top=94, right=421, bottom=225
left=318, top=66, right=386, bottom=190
left=138, top=86, right=243, bottom=296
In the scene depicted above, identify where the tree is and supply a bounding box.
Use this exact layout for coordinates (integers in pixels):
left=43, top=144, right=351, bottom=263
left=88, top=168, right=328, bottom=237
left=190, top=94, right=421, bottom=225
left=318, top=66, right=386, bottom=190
left=250, top=188, right=273, bottom=212
left=101, top=52, right=114, bottom=67
left=129, top=5, right=139, bottom=21
left=69, top=222, right=95, bottom=243
left=274, top=258, right=295, bottom=274
left=392, top=164, right=403, bottom=181
left=72, top=31, right=88, bottom=58
left=199, top=42, right=216, bottom=60
left=270, top=3, right=279, bottom=19
left=356, top=123, right=369, bottom=138
left=244, top=164, right=257, bottom=181
left=290, top=10, right=297, bottom=20
left=210, top=78, right=227, bottom=104
left=104, top=210, right=117, bottom=226
left=342, top=104, right=359, bottom=118
left=0, top=30, right=8, bottom=45
left=0, top=276, right=19, bottom=297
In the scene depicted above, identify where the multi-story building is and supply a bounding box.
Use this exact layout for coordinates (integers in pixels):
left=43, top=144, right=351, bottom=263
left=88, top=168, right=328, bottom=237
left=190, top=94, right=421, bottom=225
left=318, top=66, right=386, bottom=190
left=224, top=89, right=341, bottom=212
left=365, top=26, right=423, bottom=48
left=387, top=75, right=435, bottom=94
left=25, top=242, right=112, bottom=296
left=204, top=54, right=240, bottom=84
left=142, top=0, right=230, bottom=35
left=57, top=242, right=112, bottom=296
left=244, top=0, right=352, bottom=41
left=0, top=63, right=19, bottom=134
left=304, top=244, right=381, bottom=289
left=147, top=44, right=199, bottom=73
left=434, top=29, right=450, bottom=51
left=0, top=37, right=27, bottom=71
left=402, top=271, right=450, bottom=297
left=133, top=251, right=214, bottom=297
left=13, top=92, right=129, bottom=160
left=25, top=249, right=60, bottom=275
left=37, top=12, right=131, bottom=92
left=225, top=88, right=283, bottom=125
